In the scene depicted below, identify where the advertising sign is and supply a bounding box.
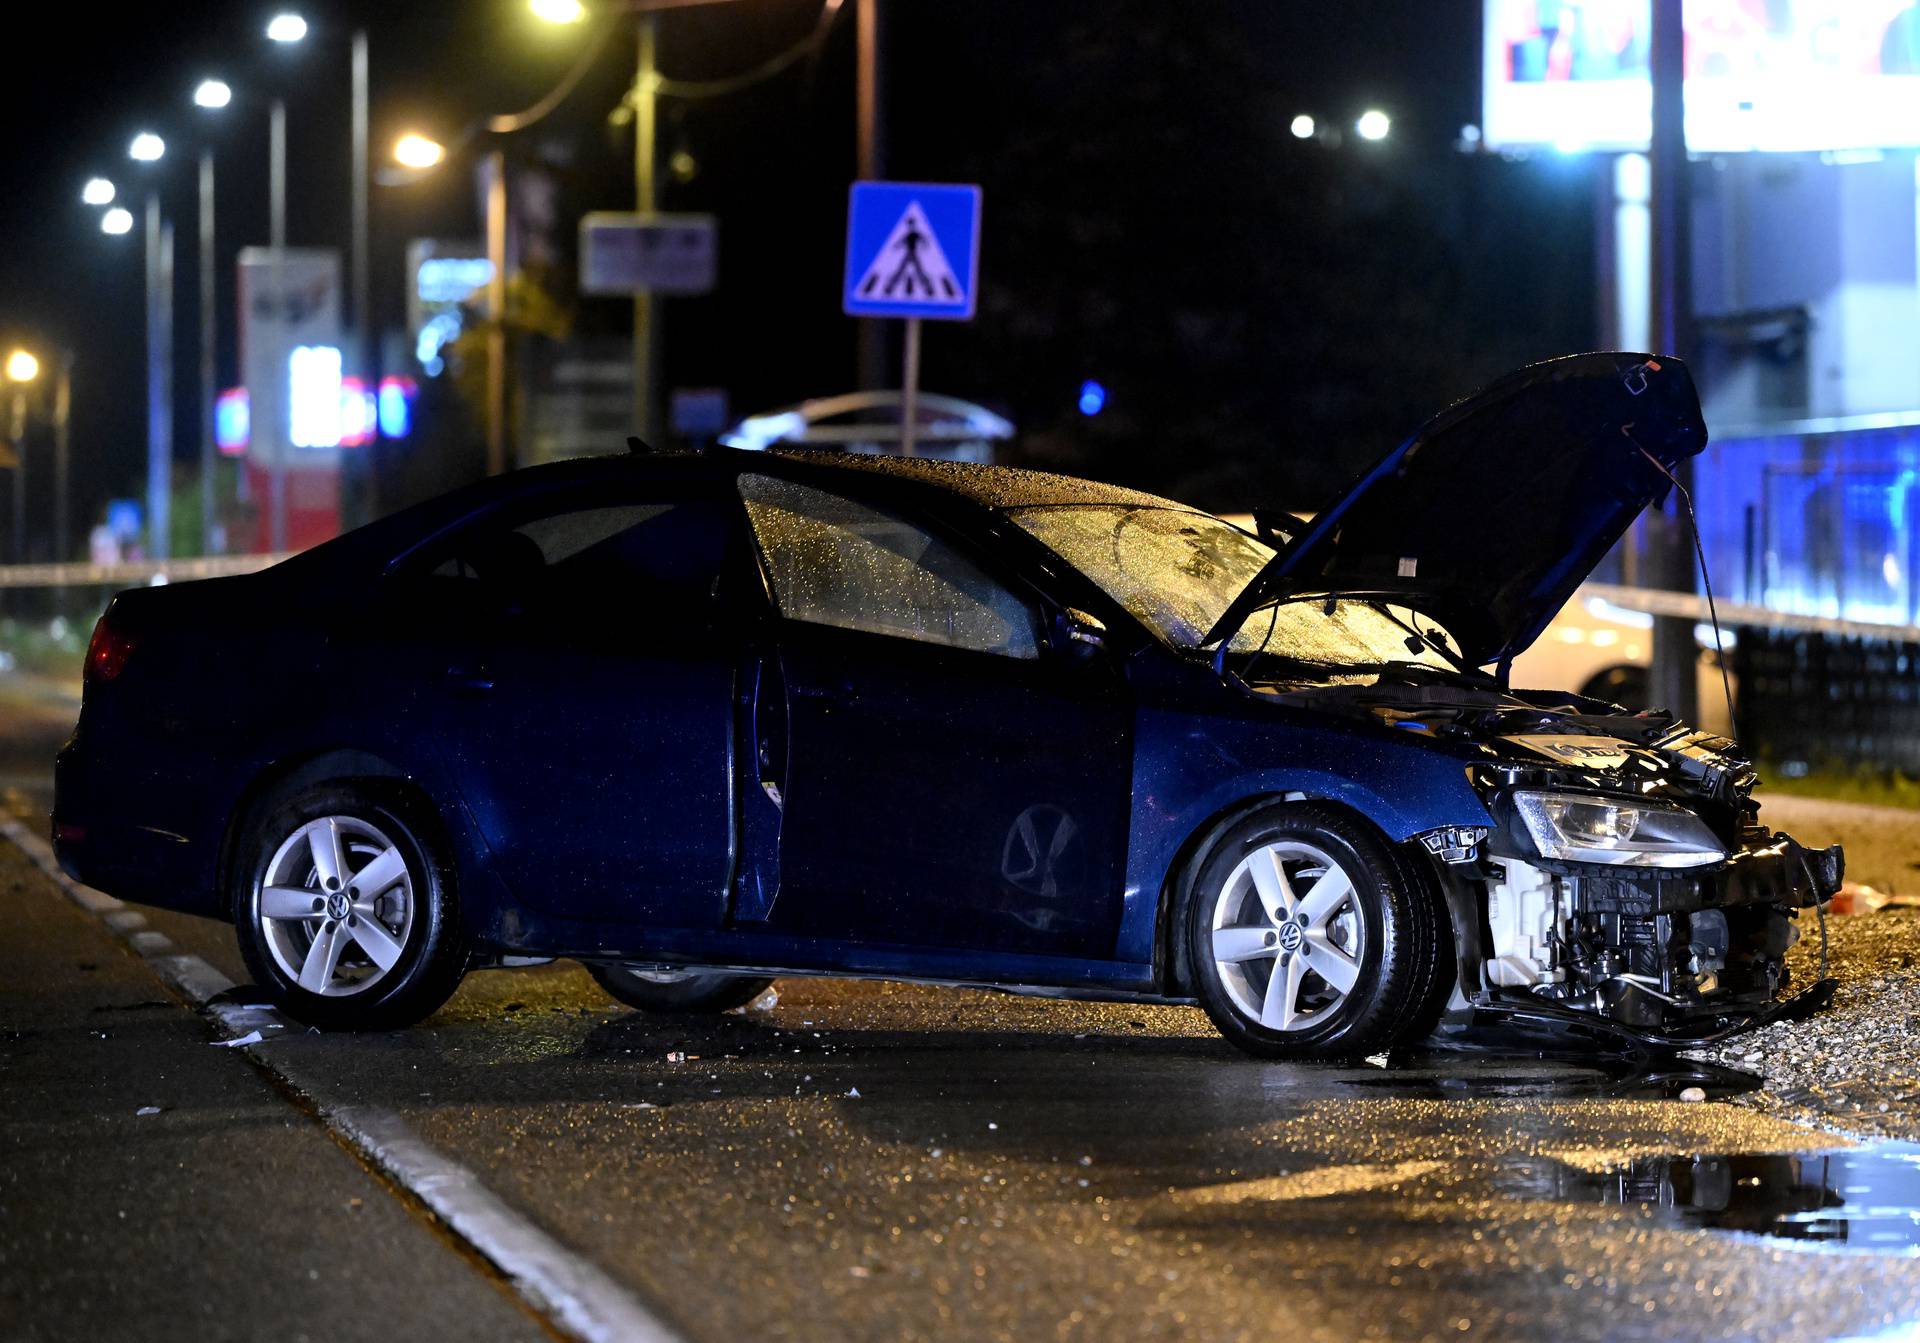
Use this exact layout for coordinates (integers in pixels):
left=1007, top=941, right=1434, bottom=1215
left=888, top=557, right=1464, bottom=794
left=405, top=239, right=490, bottom=377
left=579, top=213, right=717, bottom=296
left=236, top=247, right=342, bottom=467
left=1483, top=1, right=1920, bottom=153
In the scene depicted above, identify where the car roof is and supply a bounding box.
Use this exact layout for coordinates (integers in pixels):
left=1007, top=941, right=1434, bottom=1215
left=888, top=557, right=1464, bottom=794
left=747, top=448, right=1192, bottom=513
left=289, top=447, right=1207, bottom=585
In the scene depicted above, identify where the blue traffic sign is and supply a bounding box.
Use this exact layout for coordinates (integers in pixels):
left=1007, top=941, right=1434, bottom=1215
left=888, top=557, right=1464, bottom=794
left=843, top=181, right=982, bottom=320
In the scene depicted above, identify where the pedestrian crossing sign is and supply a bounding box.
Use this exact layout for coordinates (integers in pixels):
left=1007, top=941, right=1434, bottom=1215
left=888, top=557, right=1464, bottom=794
left=843, top=181, right=982, bottom=320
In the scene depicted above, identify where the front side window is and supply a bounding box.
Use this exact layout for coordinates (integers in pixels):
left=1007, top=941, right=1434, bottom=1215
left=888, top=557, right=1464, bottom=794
left=740, top=475, right=1040, bottom=658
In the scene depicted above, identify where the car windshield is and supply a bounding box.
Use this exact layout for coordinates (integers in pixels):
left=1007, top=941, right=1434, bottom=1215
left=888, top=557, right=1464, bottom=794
left=1006, top=504, right=1459, bottom=671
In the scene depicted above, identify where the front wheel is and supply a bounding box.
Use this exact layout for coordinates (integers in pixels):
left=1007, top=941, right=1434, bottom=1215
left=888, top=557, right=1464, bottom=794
left=1183, top=803, right=1448, bottom=1060
left=232, top=784, right=467, bottom=1031
left=587, top=964, right=774, bottom=1015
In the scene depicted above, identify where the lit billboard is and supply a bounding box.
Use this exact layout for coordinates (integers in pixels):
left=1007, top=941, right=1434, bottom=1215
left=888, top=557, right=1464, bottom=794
left=1483, top=1, right=1920, bottom=152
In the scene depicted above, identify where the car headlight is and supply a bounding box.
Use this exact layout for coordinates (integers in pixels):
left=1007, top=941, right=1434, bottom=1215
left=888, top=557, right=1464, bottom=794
left=1510, top=791, right=1725, bottom=868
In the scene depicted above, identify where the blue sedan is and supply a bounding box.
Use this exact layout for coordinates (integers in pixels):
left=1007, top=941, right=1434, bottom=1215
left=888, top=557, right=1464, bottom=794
left=52, top=353, right=1839, bottom=1056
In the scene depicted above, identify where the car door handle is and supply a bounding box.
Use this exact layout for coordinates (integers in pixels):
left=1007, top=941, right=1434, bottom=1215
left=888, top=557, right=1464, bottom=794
left=445, top=663, right=495, bottom=692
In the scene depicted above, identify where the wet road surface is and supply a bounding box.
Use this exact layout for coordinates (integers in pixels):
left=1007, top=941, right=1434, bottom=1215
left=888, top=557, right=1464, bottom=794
left=7, top=678, right=1920, bottom=1341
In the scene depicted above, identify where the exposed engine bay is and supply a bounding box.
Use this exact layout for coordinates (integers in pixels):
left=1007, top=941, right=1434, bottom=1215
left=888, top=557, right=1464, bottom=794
left=1262, top=669, right=1843, bottom=1048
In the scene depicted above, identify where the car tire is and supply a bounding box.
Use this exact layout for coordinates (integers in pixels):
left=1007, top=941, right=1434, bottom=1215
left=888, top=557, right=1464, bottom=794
left=231, top=783, right=467, bottom=1031
left=1182, top=802, right=1448, bottom=1060
left=587, top=964, right=775, bottom=1015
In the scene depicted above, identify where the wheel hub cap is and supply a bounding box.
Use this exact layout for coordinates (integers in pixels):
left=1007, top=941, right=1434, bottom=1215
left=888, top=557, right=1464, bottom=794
left=1208, top=839, right=1366, bottom=1033
left=256, top=815, right=416, bottom=999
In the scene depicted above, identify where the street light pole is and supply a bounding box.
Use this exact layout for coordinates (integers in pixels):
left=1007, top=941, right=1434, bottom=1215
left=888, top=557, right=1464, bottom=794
left=631, top=16, right=660, bottom=443
left=53, top=355, right=71, bottom=563
left=485, top=148, right=509, bottom=476
left=145, top=194, right=173, bottom=562
left=855, top=0, right=885, bottom=392
left=350, top=28, right=374, bottom=515
left=7, top=389, right=24, bottom=563
left=199, top=150, right=218, bottom=555
left=269, top=97, right=288, bottom=553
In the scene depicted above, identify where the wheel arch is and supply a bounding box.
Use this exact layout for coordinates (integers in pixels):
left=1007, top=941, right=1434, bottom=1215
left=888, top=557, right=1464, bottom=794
left=1153, top=790, right=1450, bottom=998
left=216, top=748, right=460, bottom=921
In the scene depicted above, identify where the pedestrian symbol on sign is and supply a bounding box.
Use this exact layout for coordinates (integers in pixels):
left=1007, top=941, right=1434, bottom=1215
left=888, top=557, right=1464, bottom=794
left=842, top=181, right=980, bottom=321
left=854, top=203, right=961, bottom=303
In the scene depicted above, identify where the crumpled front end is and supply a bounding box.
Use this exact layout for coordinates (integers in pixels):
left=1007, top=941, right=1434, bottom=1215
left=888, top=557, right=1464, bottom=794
left=1438, top=745, right=1843, bottom=1048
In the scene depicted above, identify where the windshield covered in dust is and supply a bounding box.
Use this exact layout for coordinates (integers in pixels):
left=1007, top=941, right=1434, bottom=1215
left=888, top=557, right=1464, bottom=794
left=1006, top=504, right=1457, bottom=671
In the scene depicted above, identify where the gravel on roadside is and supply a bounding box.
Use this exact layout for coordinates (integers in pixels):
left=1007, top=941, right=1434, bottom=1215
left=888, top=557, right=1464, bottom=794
left=1685, top=789, right=1920, bottom=1137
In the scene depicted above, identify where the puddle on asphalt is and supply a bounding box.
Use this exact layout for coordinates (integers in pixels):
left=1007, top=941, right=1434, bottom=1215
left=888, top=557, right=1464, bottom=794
left=1501, top=1145, right=1920, bottom=1252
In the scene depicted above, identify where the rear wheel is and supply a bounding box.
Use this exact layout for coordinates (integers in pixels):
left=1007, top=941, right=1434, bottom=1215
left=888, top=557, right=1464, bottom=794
left=1183, top=803, right=1447, bottom=1059
left=232, top=784, right=467, bottom=1031
left=587, top=964, right=774, bottom=1015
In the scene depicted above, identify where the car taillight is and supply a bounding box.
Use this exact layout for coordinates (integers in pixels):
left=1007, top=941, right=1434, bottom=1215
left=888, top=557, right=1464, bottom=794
left=85, top=616, right=135, bottom=682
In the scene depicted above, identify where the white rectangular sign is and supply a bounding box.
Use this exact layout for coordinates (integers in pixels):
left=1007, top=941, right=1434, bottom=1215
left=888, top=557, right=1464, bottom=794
left=237, top=247, right=342, bottom=466
left=579, top=213, right=717, bottom=296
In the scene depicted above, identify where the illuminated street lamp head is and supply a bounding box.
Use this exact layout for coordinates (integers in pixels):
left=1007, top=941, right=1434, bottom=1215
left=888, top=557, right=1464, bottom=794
left=530, top=0, right=588, bottom=23
left=265, top=12, right=308, bottom=42
left=101, top=207, right=134, bottom=235
left=393, top=133, right=446, bottom=170
left=193, top=79, right=233, bottom=109
left=129, top=132, right=165, bottom=162
left=5, top=351, right=39, bottom=384
left=81, top=177, right=115, bottom=206
left=1356, top=109, right=1391, bottom=142
left=1289, top=114, right=1316, bottom=140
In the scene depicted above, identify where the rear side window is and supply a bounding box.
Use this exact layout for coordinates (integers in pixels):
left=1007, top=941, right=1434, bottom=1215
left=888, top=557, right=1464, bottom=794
left=739, top=475, right=1039, bottom=658
left=415, top=497, right=729, bottom=630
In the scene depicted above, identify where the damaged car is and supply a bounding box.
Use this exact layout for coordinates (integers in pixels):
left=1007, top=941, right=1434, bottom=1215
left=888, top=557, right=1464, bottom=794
left=51, top=351, right=1839, bottom=1055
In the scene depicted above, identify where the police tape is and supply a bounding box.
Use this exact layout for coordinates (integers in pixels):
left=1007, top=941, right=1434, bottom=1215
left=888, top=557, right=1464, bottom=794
left=1581, top=581, right=1920, bottom=644
left=0, top=554, right=293, bottom=589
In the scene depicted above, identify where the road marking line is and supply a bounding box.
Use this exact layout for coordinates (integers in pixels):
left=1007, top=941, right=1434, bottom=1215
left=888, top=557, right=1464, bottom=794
left=1, top=816, right=682, bottom=1343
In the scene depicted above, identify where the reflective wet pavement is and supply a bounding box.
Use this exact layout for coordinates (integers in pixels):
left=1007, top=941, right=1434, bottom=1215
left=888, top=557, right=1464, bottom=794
left=1498, top=1146, right=1920, bottom=1254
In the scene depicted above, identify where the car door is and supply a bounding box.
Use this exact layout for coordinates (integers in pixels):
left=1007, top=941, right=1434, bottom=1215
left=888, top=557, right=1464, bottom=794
left=736, top=472, right=1134, bottom=961
left=382, top=483, right=746, bottom=931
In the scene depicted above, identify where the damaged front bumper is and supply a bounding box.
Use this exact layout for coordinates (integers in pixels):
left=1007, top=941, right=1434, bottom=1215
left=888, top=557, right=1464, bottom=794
left=1452, top=830, right=1844, bottom=1051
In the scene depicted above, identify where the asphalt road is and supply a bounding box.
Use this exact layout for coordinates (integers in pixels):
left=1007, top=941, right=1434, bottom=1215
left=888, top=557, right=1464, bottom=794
left=7, top=676, right=1920, bottom=1342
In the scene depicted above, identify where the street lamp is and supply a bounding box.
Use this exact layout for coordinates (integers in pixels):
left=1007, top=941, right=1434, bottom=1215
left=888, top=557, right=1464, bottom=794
left=1356, top=109, right=1391, bottom=142
left=193, top=79, right=233, bottom=109
left=265, top=12, right=307, bottom=43
left=1290, top=114, right=1316, bottom=140
left=81, top=177, right=115, bottom=206
left=530, top=0, right=588, bottom=23
left=129, top=132, right=165, bottom=162
left=6, top=352, right=39, bottom=385
left=393, top=133, right=445, bottom=170
left=100, top=206, right=133, bottom=235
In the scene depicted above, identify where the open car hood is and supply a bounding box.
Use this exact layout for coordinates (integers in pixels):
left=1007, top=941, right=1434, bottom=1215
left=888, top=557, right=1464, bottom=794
left=1203, top=353, right=1708, bottom=667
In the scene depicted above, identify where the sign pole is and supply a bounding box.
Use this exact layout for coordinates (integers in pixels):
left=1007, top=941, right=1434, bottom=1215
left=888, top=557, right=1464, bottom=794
left=632, top=16, right=660, bottom=445
left=900, top=317, right=921, bottom=457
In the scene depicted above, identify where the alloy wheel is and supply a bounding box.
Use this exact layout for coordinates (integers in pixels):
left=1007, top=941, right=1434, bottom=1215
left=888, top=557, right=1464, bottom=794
left=1209, top=839, right=1366, bottom=1032
left=256, top=815, right=416, bottom=998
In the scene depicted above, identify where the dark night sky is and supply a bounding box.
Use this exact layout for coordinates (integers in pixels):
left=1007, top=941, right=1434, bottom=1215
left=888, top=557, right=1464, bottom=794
left=0, top=1, right=1597, bottom=543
